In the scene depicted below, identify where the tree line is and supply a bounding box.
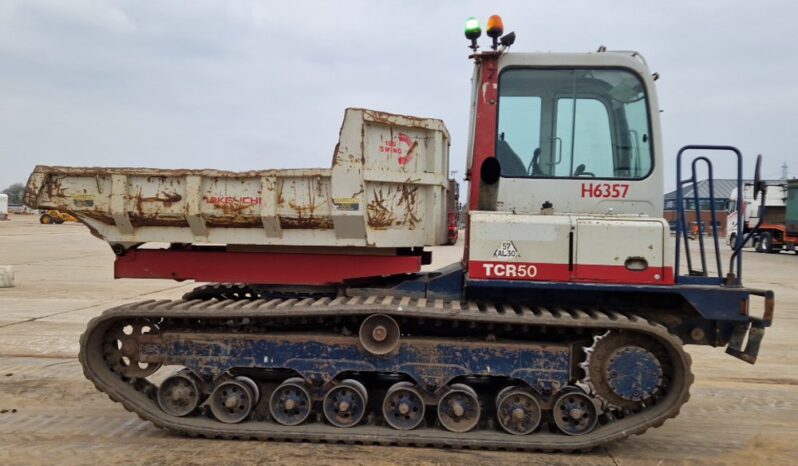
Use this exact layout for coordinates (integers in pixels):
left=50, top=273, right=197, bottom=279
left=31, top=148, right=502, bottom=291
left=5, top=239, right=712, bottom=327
left=2, top=183, right=24, bottom=204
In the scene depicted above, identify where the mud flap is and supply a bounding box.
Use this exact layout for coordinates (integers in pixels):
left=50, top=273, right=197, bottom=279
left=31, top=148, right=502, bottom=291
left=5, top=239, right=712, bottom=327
left=726, top=288, right=774, bottom=364
left=725, top=320, right=766, bottom=364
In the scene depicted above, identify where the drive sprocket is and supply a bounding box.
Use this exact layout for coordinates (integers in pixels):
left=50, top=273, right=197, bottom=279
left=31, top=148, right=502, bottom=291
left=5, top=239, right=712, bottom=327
left=581, top=331, right=671, bottom=411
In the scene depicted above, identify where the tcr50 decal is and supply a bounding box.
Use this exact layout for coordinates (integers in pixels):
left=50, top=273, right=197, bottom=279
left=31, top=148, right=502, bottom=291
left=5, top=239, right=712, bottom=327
left=481, top=262, right=538, bottom=278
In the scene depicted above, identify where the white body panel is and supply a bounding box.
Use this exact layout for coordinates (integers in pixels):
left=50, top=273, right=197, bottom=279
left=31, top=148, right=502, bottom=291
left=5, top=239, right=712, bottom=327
left=468, top=211, right=672, bottom=284
left=0, top=194, right=7, bottom=219
left=24, top=109, right=451, bottom=249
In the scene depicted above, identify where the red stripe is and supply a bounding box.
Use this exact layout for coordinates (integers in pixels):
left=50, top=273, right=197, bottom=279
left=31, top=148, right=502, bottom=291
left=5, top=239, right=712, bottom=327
left=468, top=261, right=674, bottom=285
left=115, top=249, right=422, bottom=285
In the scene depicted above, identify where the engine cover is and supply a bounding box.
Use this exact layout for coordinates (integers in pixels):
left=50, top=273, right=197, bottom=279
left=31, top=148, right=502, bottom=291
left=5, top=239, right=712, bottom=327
left=467, top=211, right=673, bottom=285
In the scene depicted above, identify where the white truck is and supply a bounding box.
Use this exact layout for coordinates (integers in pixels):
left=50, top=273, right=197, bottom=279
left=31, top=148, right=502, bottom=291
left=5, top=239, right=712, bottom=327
left=0, top=194, right=8, bottom=220
left=726, top=181, right=786, bottom=248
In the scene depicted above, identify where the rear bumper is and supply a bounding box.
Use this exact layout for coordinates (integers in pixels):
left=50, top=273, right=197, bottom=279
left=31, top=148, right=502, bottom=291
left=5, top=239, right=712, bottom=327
left=725, top=288, right=774, bottom=364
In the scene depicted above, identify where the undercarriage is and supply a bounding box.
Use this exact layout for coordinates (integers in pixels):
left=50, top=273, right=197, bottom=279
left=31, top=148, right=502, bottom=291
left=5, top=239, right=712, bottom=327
left=81, top=292, right=693, bottom=451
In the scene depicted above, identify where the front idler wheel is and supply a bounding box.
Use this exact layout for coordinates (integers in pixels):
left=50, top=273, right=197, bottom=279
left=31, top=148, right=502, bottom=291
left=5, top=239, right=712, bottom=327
left=209, top=379, right=256, bottom=424
left=437, top=383, right=480, bottom=433
left=270, top=377, right=313, bottom=426
left=323, top=379, right=368, bottom=427
left=495, top=386, right=542, bottom=435
left=382, top=381, right=426, bottom=430
left=104, top=320, right=161, bottom=379
left=552, top=391, right=598, bottom=435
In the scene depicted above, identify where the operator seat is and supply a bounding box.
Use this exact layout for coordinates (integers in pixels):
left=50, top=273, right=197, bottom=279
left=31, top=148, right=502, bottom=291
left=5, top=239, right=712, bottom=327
left=496, top=139, right=528, bottom=176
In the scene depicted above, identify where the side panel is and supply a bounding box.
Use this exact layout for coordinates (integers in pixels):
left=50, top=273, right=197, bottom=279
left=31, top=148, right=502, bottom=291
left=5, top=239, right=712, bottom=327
left=468, top=212, right=571, bottom=281
left=575, top=218, right=672, bottom=285
left=496, top=179, right=661, bottom=218
left=468, top=211, right=673, bottom=285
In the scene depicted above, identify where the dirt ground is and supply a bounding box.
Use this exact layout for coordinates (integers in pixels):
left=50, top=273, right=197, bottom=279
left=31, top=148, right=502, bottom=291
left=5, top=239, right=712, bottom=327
left=0, top=215, right=796, bottom=465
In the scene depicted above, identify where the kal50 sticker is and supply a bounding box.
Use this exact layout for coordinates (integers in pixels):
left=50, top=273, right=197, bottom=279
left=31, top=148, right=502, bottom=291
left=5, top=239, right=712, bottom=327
left=493, top=240, right=520, bottom=259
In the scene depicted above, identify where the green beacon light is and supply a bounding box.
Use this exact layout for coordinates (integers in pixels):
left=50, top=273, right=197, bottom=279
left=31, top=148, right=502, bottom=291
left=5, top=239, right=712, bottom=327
left=465, top=17, right=481, bottom=51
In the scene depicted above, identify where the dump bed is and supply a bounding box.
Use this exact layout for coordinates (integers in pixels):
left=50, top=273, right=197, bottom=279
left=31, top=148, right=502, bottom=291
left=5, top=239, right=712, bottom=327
left=24, top=108, right=451, bottom=249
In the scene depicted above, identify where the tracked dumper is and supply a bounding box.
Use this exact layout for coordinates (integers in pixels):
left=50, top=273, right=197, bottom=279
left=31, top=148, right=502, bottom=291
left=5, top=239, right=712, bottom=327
left=24, top=23, right=774, bottom=451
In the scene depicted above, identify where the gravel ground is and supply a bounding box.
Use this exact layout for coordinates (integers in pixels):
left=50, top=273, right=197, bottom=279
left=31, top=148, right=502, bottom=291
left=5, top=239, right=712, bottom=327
left=0, top=215, right=796, bottom=465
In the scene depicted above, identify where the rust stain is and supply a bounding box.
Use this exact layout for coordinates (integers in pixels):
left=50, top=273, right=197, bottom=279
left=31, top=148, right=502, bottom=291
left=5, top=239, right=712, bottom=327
left=397, top=184, right=420, bottom=229
left=24, top=165, right=328, bottom=180
left=277, top=180, right=285, bottom=205
left=351, top=186, right=364, bottom=198
left=47, top=176, right=67, bottom=199
left=367, top=189, right=396, bottom=229
left=206, top=217, right=261, bottom=228
left=134, top=189, right=182, bottom=215
left=366, top=182, right=421, bottom=230
left=331, top=142, right=342, bottom=167
left=209, top=200, right=253, bottom=215
left=288, top=200, right=316, bottom=215
left=128, top=215, right=189, bottom=228
left=362, top=109, right=439, bottom=130
left=271, top=176, right=334, bottom=230
left=279, top=216, right=334, bottom=229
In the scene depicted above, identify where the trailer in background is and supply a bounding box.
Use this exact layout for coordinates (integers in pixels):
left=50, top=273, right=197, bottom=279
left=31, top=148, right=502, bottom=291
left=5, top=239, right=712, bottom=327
left=755, top=179, right=798, bottom=254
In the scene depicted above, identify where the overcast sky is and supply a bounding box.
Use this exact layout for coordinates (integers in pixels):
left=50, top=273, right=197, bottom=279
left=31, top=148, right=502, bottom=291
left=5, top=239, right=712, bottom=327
left=1, top=0, right=796, bottom=195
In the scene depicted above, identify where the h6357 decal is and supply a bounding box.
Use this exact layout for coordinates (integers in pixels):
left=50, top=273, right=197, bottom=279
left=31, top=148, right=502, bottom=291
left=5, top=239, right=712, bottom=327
left=581, top=183, right=630, bottom=198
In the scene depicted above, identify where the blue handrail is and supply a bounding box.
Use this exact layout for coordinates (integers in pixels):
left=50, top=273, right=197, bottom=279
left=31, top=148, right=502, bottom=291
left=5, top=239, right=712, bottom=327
left=675, top=145, right=743, bottom=285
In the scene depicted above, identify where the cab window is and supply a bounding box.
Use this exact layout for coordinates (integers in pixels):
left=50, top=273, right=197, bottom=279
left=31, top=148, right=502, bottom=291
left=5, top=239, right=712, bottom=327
left=496, top=68, right=653, bottom=179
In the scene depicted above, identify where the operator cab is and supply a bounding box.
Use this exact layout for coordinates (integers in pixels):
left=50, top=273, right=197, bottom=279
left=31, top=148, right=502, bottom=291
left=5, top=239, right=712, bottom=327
left=464, top=27, right=670, bottom=286
left=468, top=52, right=664, bottom=217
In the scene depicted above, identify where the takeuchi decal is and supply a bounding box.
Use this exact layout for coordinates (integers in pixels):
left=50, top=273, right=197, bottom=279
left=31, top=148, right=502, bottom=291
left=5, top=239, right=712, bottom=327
left=379, top=132, right=419, bottom=166
left=203, top=196, right=262, bottom=206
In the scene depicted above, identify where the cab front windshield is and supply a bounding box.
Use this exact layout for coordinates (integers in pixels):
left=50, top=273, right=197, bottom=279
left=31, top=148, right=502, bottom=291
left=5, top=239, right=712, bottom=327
left=496, top=68, right=653, bottom=179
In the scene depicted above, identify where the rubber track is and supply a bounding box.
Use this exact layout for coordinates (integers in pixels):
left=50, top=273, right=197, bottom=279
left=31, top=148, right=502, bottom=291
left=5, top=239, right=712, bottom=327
left=79, top=296, right=694, bottom=452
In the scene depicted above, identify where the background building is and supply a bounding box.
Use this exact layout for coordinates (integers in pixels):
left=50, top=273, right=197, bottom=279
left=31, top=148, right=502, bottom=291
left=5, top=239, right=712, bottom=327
left=664, top=179, right=740, bottom=236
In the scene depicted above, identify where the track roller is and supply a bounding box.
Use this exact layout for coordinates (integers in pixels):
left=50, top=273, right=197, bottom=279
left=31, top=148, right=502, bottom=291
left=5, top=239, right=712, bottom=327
left=269, top=377, right=313, bottom=426
left=382, top=381, right=425, bottom=430
left=209, top=378, right=257, bottom=424
left=157, top=371, right=203, bottom=417
left=437, top=383, right=480, bottom=433
left=552, top=390, right=598, bottom=435
left=495, top=386, right=542, bottom=435
left=323, top=379, right=368, bottom=427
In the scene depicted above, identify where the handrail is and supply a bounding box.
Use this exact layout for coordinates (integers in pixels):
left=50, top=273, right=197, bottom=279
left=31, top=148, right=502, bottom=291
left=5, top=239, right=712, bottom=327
left=675, top=145, right=743, bottom=285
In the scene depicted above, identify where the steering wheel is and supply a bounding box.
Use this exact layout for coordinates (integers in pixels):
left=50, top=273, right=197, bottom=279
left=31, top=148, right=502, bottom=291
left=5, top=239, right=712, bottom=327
left=573, top=164, right=595, bottom=177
